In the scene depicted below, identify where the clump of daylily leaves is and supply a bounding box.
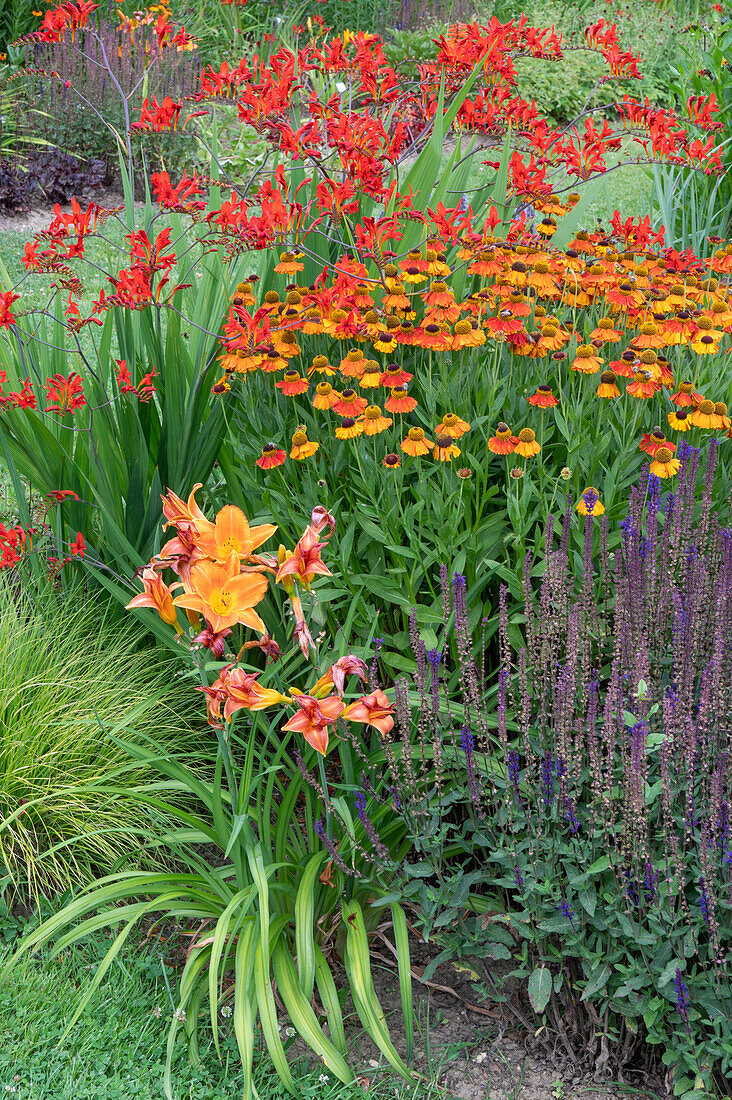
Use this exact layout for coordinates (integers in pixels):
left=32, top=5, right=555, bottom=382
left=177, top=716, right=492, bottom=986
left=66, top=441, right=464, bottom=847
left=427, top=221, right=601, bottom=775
left=127, top=486, right=394, bottom=751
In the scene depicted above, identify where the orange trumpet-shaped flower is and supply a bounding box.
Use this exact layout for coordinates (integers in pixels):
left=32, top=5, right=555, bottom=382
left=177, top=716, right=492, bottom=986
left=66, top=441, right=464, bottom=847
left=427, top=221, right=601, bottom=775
left=195, top=504, right=276, bottom=562
left=161, top=483, right=211, bottom=532
left=126, top=567, right=182, bottom=630
left=219, top=667, right=288, bottom=722
left=173, top=552, right=268, bottom=634
left=276, top=525, right=332, bottom=589
left=341, top=689, right=395, bottom=737
left=311, top=655, right=368, bottom=698
left=282, top=692, right=345, bottom=755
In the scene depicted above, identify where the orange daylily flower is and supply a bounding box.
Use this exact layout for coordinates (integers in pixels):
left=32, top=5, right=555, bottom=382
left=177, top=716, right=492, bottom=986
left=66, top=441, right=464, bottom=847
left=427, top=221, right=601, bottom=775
left=218, top=667, right=287, bottom=721
left=174, top=552, right=268, bottom=633
left=311, top=655, right=368, bottom=698
left=195, top=504, right=276, bottom=562
left=341, top=689, right=395, bottom=737
left=126, top=567, right=182, bottom=630
left=161, top=482, right=212, bottom=532
left=276, top=525, right=332, bottom=589
left=282, top=692, right=345, bottom=755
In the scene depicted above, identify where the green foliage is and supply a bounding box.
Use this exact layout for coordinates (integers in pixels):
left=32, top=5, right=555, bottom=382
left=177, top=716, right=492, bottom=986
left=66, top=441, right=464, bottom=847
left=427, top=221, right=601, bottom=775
left=187, top=104, right=269, bottom=180
left=2, top=696, right=415, bottom=1098
left=650, top=8, right=732, bottom=250
left=0, top=580, right=204, bottom=895
left=382, top=27, right=441, bottom=69
left=0, top=198, right=240, bottom=586
left=508, top=0, right=685, bottom=124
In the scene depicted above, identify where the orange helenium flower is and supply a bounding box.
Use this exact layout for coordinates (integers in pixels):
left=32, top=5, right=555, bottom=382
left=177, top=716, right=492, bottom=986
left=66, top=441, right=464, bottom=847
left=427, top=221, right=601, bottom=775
left=639, top=430, right=675, bottom=457
left=433, top=433, right=460, bottom=461
left=335, top=417, right=364, bottom=440
left=488, top=424, right=518, bottom=454
left=276, top=370, right=309, bottom=395
left=435, top=412, right=470, bottom=439
left=689, top=399, right=724, bottom=429
left=332, top=389, right=368, bottom=416
left=649, top=446, right=680, bottom=478
left=514, top=428, right=540, bottom=457
left=597, top=370, right=620, bottom=398
left=385, top=386, right=417, bottom=413
left=256, top=443, right=286, bottom=468
left=528, top=385, right=558, bottom=407
left=401, top=427, right=432, bottom=456
left=362, top=405, right=392, bottom=435
left=312, top=381, right=339, bottom=409
left=291, top=428, right=319, bottom=459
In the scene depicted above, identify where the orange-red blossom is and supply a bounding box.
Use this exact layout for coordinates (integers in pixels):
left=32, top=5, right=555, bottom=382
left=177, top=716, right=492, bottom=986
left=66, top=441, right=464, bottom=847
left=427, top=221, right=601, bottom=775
left=276, top=525, right=332, bottom=589
left=312, top=655, right=368, bottom=697
left=341, top=689, right=395, bottom=736
left=282, top=692, right=345, bottom=755
left=126, top=567, right=182, bottom=630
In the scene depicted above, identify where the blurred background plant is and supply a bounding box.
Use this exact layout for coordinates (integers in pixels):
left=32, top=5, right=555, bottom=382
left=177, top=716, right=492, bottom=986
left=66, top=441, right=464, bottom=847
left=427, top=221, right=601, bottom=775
left=13, top=14, right=200, bottom=186
left=649, top=5, right=732, bottom=252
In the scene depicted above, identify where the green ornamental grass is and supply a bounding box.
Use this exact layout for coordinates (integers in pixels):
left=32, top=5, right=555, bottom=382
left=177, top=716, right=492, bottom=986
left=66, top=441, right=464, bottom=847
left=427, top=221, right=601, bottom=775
left=0, top=581, right=204, bottom=895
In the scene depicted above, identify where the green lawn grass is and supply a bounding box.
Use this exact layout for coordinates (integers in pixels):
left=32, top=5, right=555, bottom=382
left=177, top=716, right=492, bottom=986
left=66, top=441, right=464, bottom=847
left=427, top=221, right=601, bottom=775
left=0, top=927, right=427, bottom=1100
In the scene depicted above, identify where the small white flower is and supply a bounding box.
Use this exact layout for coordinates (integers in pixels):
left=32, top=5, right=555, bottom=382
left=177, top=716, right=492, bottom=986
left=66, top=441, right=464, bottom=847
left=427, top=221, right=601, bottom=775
left=284, top=1026, right=295, bottom=1037
left=220, top=1004, right=233, bottom=1018
left=152, top=1006, right=162, bottom=1018
left=319, top=1073, right=329, bottom=1083
left=172, top=1007, right=187, bottom=1022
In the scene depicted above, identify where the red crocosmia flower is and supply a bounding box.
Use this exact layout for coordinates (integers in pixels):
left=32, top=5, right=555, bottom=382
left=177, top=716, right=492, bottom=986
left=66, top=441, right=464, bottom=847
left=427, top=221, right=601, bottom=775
left=70, top=532, right=85, bottom=557
left=46, top=373, right=86, bottom=415
left=137, top=368, right=157, bottom=402
left=282, top=692, right=344, bottom=756
left=115, top=359, right=136, bottom=393
left=46, top=489, right=80, bottom=503
left=8, top=379, right=37, bottom=410
left=256, top=443, right=287, bottom=469
left=0, top=291, right=20, bottom=327
left=22, top=243, right=39, bottom=271
left=341, top=689, right=395, bottom=737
